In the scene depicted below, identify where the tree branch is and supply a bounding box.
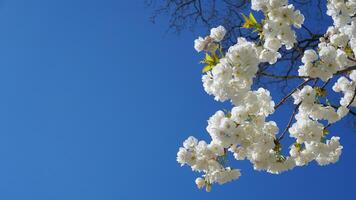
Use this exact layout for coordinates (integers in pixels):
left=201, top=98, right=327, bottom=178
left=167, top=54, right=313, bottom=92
left=347, top=87, right=356, bottom=108
left=274, top=79, right=313, bottom=110
left=278, top=103, right=301, bottom=141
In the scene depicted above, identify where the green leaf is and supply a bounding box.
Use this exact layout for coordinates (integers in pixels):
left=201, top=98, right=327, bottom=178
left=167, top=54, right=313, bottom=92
left=202, top=65, right=213, bottom=73
left=242, top=12, right=259, bottom=30
left=345, top=45, right=353, bottom=56
left=249, top=12, right=257, bottom=24
left=200, top=52, right=219, bottom=73
left=294, top=143, right=302, bottom=151
left=205, top=53, right=214, bottom=63
left=241, top=13, right=253, bottom=29
left=315, top=87, right=327, bottom=97
left=323, top=129, right=329, bottom=136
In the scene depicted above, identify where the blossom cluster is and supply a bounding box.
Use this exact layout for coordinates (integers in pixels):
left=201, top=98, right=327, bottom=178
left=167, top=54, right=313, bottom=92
left=252, top=0, right=304, bottom=64
left=333, top=70, right=356, bottom=107
left=298, top=0, right=356, bottom=81
left=178, top=0, right=356, bottom=192
left=289, top=85, right=346, bottom=166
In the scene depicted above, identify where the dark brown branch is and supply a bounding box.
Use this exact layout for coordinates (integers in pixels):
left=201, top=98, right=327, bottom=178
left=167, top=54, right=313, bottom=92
left=274, top=79, right=313, bottom=110
left=259, top=65, right=356, bottom=81
left=147, top=0, right=356, bottom=122
left=278, top=103, right=301, bottom=141
left=347, top=87, right=356, bottom=108
left=321, top=79, right=331, bottom=89
left=259, top=72, right=309, bottom=79
left=336, top=65, right=356, bottom=75
left=322, top=103, right=356, bottom=116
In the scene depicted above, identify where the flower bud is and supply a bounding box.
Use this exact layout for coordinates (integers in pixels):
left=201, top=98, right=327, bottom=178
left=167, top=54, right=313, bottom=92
left=195, top=177, right=205, bottom=189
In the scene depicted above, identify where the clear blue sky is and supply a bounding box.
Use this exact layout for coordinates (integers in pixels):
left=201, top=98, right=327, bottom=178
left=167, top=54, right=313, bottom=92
left=0, top=0, right=354, bottom=199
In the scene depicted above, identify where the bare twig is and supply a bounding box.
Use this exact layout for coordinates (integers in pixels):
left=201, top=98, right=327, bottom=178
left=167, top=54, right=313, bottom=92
left=347, top=88, right=356, bottom=108
left=274, top=79, right=313, bottom=110
left=259, top=72, right=309, bottom=79
left=278, top=103, right=301, bottom=141
left=322, top=103, right=356, bottom=116
left=335, top=65, right=356, bottom=75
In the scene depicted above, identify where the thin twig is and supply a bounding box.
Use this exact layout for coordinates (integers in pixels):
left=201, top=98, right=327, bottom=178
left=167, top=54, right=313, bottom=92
left=335, top=65, right=356, bottom=75
left=278, top=103, right=301, bottom=141
left=274, top=79, right=313, bottom=110
left=259, top=72, right=309, bottom=79
left=322, top=103, right=356, bottom=116
left=347, top=87, right=356, bottom=107
left=321, top=79, right=330, bottom=89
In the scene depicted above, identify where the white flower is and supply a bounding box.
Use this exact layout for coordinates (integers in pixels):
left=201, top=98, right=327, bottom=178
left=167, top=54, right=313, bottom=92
left=251, top=0, right=269, bottom=12
left=194, top=37, right=208, bottom=52
left=177, top=147, right=195, bottom=166
left=350, top=70, right=356, bottom=81
left=210, top=26, right=226, bottom=42
left=336, top=49, right=348, bottom=69
left=208, top=142, right=225, bottom=156
left=333, top=75, right=356, bottom=107
left=268, top=5, right=295, bottom=25
left=292, top=85, right=316, bottom=105
left=319, top=45, right=336, bottom=64
left=195, top=177, right=205, bottom=189
left=290, top=145, right=314, bottom=166
left=206, top=111, right=239, bottom=147
left=229, top=145, right=247, bottom=160
left=264, top=37, right=281, bottom=51
left=277, top=25, right=296, bottom=49
left=289, top=116, right=324, bottom=143
left=194, top=36, right=216, bottom=52
left=211, top=62, right=233, bottom=83
left=178, top=0, right=352, bottom=190
left=207, top=168, right=241, bottom=185
left=302, top=49, right=318, bottom=64
left=259, top=49, right=281, bottom=64
left=337, top=106, right=349, bottom=119
left=330, top=33, right=349, bottom=47
left=183, top=136, right=198, bottom=149
left=306, top=137, right=343, bottom=166
left=293, top=10, right=305, bottom=28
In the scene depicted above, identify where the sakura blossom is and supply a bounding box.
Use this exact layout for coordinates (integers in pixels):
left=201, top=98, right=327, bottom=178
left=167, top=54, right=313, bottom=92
left=177, top=0, right=356, bottom=192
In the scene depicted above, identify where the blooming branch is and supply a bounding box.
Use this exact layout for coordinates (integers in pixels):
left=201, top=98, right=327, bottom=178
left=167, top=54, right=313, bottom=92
left=176, top=0, right=356, bottom=192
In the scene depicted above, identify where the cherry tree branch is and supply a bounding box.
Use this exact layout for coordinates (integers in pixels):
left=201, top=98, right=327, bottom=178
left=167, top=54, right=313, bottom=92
left=259, top=72, right=309, bottom=79
left=274, top=79, right=313, bottom=110
left=347, top=87, right=356, bottom=107
left=278, top=103, right=301, bottom=141
left=336, top=65, right=356, bottom=75
left=259, top=65, right=356, bottom=80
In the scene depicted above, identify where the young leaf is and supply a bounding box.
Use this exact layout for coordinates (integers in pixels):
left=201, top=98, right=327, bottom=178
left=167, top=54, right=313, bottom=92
left=242, top=13, right=253, bottom=29
left=205, top=53, right=214, bottom=63
left=249, top=12, right=257, bottom=24
left=242, top=12, right=259, bottom=29
left=202, top=65, right=213, bottom=73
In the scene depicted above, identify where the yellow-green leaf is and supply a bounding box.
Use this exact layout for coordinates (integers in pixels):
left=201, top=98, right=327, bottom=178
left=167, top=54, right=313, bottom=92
left=323, top=129, right=329, bottom=136
left=249, top=12, right=257, bottom=24
left=315, top=87, right=327, bottom=97
left=202, top=65, right=213, bottom=73
left=242, top=13, right=253, bottom=29
left=294, top=143, right=302, bottom=151
left=242, top=12, right=261, bottom=31
left=205, top=53, right=214, bottom=63
left=345, top=45, right=353, bottom=56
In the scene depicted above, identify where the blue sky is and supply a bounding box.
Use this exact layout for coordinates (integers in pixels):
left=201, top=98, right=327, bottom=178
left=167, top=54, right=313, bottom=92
left=0, top=0, right=354, bottom=199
